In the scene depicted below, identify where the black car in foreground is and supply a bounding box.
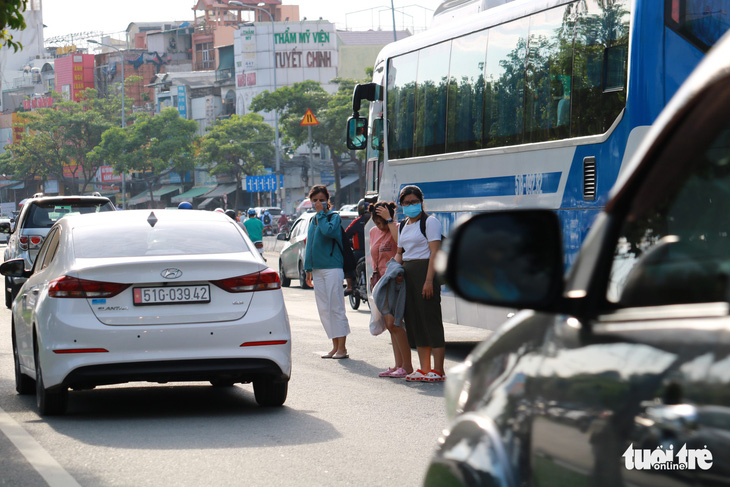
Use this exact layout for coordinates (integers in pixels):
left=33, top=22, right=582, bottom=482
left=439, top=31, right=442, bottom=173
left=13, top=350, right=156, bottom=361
left=426, top=33, right=730, bottom=487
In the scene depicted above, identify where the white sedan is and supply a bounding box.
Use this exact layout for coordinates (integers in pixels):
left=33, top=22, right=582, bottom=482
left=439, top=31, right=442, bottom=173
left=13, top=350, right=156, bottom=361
left=1, top=209, right=291, bottom=415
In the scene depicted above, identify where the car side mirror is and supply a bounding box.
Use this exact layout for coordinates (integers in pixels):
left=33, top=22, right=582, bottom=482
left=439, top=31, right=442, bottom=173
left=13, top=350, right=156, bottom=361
left=346, top=116, right=368, bottom=150
left=437, top=210, right=564, bottom=310
left=0, top=222, right=10, bottom=234
left=0, top=258, right=32, bottom=278
left=276, top=232, right=288, bottom=241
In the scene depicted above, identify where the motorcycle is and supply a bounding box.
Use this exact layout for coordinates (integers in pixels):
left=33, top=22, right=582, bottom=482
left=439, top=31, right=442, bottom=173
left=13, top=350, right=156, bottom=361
left=349, top=257, right=369, bottom=310
left=263, top=224, right=274, bottom=236
left=253, top=240, right=266, bottom=262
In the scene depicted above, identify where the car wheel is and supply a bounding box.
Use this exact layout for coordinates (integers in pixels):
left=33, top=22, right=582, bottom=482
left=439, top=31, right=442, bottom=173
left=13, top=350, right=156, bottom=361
left=12, top=327, right=34, bottom=395
left=5, top=277, right=16, bottom=309
left=253, top=379, right=288, bottom=407
left=349, top=291, right=360, bottom=310
left=210, top=379, right=235, bottom=387
left=299, top=262, right=311, bottom=289
left=279, top=260, right=291, bottom=287
left=34, top=338, right=68, bottom=415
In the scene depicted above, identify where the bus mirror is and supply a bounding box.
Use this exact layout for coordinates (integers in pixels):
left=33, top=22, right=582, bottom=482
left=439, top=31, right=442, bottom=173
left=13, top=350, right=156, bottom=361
left=371, top=117, right=384, bottom=151
left=346, top=116, right=368, bottom=150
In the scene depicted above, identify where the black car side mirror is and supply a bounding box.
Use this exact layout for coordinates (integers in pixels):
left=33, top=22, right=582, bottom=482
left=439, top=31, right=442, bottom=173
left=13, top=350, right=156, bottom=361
left=276, top=232, right=288, bottom=241
left=0, top=222, right=10, bottom=234
left=0, top=258, right=32, bottom=278
left=437, top=210, right=565, bottom=310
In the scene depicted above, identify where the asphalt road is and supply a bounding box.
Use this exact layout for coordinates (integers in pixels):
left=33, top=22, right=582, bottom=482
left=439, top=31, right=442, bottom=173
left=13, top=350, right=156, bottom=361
left=0, top=240, right=489, bottom=486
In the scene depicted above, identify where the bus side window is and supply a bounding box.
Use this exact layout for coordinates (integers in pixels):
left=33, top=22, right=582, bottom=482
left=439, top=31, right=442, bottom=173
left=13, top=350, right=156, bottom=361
left=371, top=117, right=384, bottom=151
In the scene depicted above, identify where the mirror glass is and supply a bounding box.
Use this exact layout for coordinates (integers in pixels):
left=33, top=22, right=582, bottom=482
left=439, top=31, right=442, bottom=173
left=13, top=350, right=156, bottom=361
left=346, top=117, right=368, bottom=150
left=450, top=212, right=561, bottom=306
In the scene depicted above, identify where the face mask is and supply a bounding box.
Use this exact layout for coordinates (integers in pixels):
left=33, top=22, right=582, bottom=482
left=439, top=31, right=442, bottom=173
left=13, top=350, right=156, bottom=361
left=403, top=203, right=422, bottom=218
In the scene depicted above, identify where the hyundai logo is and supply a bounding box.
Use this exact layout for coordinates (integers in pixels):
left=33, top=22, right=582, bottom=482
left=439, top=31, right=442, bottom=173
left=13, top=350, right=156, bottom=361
left=161, top=268, right=183, bottom=279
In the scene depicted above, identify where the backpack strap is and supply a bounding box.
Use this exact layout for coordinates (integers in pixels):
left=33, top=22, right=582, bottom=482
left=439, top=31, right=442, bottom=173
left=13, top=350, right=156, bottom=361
left=398, top=212, right=429, bottom=240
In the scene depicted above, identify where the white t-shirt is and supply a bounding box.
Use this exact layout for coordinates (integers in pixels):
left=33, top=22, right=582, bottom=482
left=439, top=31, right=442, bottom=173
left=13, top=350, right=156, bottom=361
left=398, top=215, right=442, bottom=261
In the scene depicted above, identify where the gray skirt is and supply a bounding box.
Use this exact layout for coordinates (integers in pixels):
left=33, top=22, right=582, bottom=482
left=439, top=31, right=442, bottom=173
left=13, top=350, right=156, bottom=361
left=403, top=259, right=445, bottom=348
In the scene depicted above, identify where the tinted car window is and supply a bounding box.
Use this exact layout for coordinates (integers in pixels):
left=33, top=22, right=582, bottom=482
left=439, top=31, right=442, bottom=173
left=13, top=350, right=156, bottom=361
left=608, top=123, right=730, bottom=306
left=73, top=221, right=249, bottom=258
left=24, top=201, right=113, bottom=229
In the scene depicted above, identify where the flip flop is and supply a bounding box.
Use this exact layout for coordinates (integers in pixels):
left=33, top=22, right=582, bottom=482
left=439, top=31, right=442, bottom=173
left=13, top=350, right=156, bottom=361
left=321, top=352, right=335, bottom=359
left=332, top=353, right=349, bottom=359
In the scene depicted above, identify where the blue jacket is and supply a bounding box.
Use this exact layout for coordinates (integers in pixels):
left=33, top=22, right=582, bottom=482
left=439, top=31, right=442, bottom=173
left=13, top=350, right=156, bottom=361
left=304, top=210, right=344, bottom=271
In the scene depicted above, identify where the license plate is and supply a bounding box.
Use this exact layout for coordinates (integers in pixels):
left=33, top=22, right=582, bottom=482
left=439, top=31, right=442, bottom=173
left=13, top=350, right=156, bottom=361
left=133, top=285, right=210, bottom=305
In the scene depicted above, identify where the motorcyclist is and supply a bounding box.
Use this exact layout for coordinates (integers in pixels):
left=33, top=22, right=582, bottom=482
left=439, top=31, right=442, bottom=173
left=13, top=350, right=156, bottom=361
left=277, top=212, right=289, bottom=233
left=243, top=208, right=264, bottom=242
left=343, top=199, right=371, bottom=296
left=225, top=209, right=248, bottom=235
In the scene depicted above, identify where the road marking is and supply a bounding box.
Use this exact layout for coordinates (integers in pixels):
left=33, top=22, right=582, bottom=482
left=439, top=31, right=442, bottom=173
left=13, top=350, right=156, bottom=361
left=0, top=405, right=81, bottom=487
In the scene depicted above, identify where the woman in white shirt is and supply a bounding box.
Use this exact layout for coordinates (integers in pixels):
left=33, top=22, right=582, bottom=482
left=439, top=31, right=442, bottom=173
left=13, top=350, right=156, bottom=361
left=394, top=185, right=445, bottom=382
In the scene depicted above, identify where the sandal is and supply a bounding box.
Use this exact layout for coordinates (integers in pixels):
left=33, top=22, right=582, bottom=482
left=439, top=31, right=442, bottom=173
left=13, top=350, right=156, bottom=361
left=388, top=367, right=408, bottom=378
left=405, top=369, right=428, bottom=382
left=379, top=367, right=396, bottom=377
left=321, top=351, right=335, bottom=359
left=424, top=370, right=446, bottom=382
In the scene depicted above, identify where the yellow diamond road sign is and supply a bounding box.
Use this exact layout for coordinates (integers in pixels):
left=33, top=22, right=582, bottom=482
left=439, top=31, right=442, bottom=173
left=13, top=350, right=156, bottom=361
left=300, top=108, right=319, bottom=126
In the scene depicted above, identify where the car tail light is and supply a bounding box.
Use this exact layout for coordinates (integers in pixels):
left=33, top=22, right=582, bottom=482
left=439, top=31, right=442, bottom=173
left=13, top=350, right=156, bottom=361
left=19, top=235, right=43, bottom=250
left=211, top=269, right=281, bottom=293
left=254, top=241, right=264, bottom=249
left=48, top=276, right=130, bottom=298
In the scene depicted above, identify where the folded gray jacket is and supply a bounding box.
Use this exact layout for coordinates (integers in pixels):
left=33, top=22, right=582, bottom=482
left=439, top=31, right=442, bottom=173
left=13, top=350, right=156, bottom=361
left=373, top=258, right=406, bottom=327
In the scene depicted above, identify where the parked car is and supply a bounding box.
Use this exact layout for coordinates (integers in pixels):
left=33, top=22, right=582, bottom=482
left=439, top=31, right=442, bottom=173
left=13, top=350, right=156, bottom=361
left=1, top=209, right=291, bottom=415
left=425, top=33, right=730, bottom=486
left=278, top=210, right=354, bottom=288
left=1, top=194, right=116, bottom=308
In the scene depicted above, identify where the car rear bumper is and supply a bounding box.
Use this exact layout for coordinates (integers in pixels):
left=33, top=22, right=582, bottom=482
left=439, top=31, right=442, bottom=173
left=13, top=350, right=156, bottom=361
left=60, top=357, right=288, bottom=390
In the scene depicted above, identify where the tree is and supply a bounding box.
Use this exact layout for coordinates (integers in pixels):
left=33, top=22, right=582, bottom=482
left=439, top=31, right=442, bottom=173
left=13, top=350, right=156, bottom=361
left=250, top=78, right=369, bottom=208
left=93, top=108, right=198, bottom=208
left=2, top=88, right=126, bottom=194
left=197, top=114, right=274, bottom=210
left=0, top=0, right=27, bottom=52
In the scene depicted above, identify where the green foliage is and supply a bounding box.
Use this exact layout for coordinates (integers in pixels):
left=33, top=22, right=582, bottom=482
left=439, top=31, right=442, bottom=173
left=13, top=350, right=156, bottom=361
left=94, top=107, right=198, bottom=177
left=0, top=0, right=27, bottom=52
left=249, top=78, right=366, bottom=206
left=198, top=113, right=274, bottom=179
left=2, top=88, right=126, bottom=193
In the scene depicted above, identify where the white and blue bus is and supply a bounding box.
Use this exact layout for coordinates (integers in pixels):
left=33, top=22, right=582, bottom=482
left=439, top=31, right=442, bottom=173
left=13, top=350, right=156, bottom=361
left=347, top=0, right=730, bottom=329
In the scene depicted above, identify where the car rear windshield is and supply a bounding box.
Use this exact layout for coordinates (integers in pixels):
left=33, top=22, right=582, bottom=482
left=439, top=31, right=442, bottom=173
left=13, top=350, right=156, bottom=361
left=25, top=201, right=114, bottom=229
left=73, top=221, right=250, bottom=258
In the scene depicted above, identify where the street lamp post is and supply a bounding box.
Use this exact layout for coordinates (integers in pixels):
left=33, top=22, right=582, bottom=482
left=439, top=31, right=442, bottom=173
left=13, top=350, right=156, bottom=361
left=229, top=1, right=282, bottom=207
left=89, top=40, right=126, bottom=209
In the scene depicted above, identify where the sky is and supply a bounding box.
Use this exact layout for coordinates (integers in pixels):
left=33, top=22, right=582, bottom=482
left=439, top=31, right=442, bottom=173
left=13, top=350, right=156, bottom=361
left=41, top=0, right=443, bottom=43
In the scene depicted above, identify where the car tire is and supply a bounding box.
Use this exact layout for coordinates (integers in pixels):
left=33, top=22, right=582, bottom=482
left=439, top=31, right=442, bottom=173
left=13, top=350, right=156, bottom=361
left=279, top=260, right=291, bottom=287
left=253, top=379, right=288, bottom=407
left=12, top=327, right=34, bottom=395
left=299, top=262, right=311, bottom=289
left=34, top=338, right=68, bottom=415
left=5, top=277, right=17, bottom=309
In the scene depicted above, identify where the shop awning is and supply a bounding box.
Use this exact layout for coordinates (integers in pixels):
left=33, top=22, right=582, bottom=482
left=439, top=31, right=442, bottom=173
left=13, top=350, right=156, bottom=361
left=204, top=183, right=237, bottom=198
left=171, top=185, right=215, bottom=203
left=326, top=175, right=358, bottom=192
left=127, top=185, right=182, bottom=206
left=197, top=197, right=215, bottom=209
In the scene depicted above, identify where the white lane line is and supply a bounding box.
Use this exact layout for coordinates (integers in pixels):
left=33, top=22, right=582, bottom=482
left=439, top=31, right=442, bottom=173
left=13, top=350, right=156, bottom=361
left=0, top=406, right=81, bottom=487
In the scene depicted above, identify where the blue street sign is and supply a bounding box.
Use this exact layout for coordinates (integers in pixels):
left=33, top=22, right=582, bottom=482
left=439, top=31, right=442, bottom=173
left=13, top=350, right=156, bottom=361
left=245, top=174, right=284, bottom=193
